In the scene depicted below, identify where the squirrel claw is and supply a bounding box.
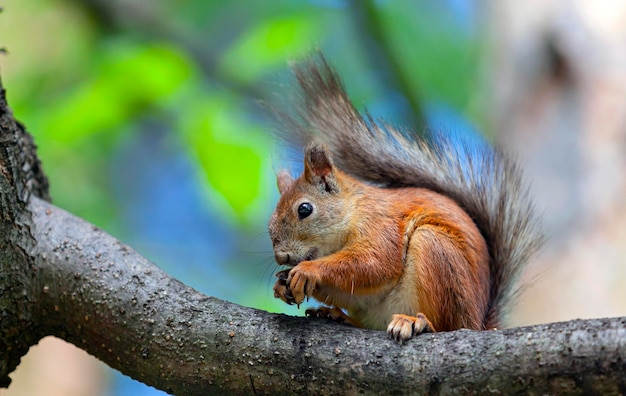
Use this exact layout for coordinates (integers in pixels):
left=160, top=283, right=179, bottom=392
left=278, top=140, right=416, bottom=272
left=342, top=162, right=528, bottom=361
left=387, top=313, right=435, bottom=342
left=285, top=261, right=319, bottom=306
left=273, top=263, right=320, bottom=307
left=273, top=270, right=297, bottom=305
left=306, top=306, right=358, bottom=327
left=275, top=269, right=290, bottom=284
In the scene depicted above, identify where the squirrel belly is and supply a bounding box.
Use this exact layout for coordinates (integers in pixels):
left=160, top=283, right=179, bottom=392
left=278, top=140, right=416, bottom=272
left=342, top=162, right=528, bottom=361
left=269, top=144, right=490, bottom=336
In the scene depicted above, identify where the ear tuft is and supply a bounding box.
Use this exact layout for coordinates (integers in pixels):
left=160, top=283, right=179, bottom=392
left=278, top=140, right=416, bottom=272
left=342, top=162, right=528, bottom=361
left=305, top=143, right=334, bottom=177
left=304, top=143, right=338, bottom=193
left=276, top=170, right=294, bottom=195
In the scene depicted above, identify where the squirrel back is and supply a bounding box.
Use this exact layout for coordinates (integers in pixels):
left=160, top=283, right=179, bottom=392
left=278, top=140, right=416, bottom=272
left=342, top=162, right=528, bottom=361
left=274, top=57, right=543, bottom=329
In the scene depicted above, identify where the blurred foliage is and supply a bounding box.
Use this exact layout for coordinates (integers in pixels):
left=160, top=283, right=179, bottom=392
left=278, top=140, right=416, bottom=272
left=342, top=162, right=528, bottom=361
left=0, top=0, right=485, bottom=337
left=220, top=13, right=323, bottom=84
left=378, top=2, right=481, bottom=108
left=1, top=0, right=484, bottom=227
left=0, top=0, right=483, bottom=392
left=179, top=92, right=267, bottom=219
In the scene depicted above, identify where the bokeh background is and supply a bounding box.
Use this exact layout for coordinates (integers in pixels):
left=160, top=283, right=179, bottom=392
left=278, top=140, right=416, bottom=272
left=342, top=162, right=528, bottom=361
left=1, top=0, right=625, bottom=395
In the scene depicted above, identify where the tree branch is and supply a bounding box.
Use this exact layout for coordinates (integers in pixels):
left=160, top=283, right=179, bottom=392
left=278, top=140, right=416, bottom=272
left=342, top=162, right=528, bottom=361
left=1, top=63, right=625, bottom=395
left=1, top=197, right=625, bottom=394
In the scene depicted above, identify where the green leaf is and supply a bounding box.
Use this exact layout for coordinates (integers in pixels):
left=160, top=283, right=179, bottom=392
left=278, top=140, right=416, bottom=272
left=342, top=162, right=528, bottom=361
left=180, top=94, right=269, bottom=221
left=220, top=14, right=322, bottom=83
left=376, top=2, right=481, bottom=110
left=42, top=42, right=194, bottom=144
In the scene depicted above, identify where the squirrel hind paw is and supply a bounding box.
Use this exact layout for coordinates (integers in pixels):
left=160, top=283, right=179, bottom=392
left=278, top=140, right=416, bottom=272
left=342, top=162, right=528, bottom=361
left=306, top=306, right=357, bottom=327
left=387, top=313, right=436, bottom=342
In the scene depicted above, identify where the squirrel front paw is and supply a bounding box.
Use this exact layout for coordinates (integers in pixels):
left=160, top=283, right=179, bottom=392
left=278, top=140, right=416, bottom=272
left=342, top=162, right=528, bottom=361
left=273, top=269, right=296, bottom=305
left=274, top=262, right=321, bottom=307
left=286, top=261, right=321, bottom=306
left=387, top=313, right=436, bottom=342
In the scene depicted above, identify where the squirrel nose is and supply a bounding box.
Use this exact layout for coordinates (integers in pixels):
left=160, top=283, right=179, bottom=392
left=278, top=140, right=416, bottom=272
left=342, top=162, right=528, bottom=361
left=275, top=251, right=290, bottom=265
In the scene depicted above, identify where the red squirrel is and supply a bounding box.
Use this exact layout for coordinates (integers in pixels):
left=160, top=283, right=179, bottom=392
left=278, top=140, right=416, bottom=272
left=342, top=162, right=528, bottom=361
left=268, top=57, right=542, bottom=341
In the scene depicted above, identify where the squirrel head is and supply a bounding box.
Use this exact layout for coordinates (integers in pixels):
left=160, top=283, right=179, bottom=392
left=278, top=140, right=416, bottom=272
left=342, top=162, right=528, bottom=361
left=268, top=143, right=353, bottom=267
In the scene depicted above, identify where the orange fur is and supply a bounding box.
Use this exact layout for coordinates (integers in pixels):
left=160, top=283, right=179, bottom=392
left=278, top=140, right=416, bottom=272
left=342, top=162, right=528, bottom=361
left=269, top=144, right=490, bottom=339
left=270, top=57, right=542, bottom=339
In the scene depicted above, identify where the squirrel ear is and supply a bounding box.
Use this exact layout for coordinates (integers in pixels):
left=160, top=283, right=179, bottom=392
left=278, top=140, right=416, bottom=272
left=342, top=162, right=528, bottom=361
left=276, top=170, right=294, bottom=195
left=304, top=143, right=338, bottom=193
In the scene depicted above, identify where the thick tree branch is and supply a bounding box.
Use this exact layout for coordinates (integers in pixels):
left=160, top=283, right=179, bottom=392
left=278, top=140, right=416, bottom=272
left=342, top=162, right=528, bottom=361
left=1, top=68, right=625, bottom=395
left=1, top=197, right=625, bottom=395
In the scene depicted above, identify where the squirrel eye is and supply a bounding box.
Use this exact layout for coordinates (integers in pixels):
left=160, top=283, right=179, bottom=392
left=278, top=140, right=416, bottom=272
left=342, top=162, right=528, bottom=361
left=297, top=202, right=313, bottom=220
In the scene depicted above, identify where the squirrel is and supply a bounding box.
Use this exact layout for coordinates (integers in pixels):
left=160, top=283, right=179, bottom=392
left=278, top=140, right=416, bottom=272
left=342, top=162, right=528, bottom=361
left=268, top=56, right=543, bottom=341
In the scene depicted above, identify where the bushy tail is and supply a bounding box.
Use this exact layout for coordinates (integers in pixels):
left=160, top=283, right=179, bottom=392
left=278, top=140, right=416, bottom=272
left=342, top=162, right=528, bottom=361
left=275, top=57, right=544, bottom=328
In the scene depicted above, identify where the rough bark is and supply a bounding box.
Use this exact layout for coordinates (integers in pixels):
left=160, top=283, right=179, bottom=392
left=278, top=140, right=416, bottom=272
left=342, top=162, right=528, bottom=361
left=1, top=77, right=625, bottom=395
left=1, top=198, right=624, bottom=395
